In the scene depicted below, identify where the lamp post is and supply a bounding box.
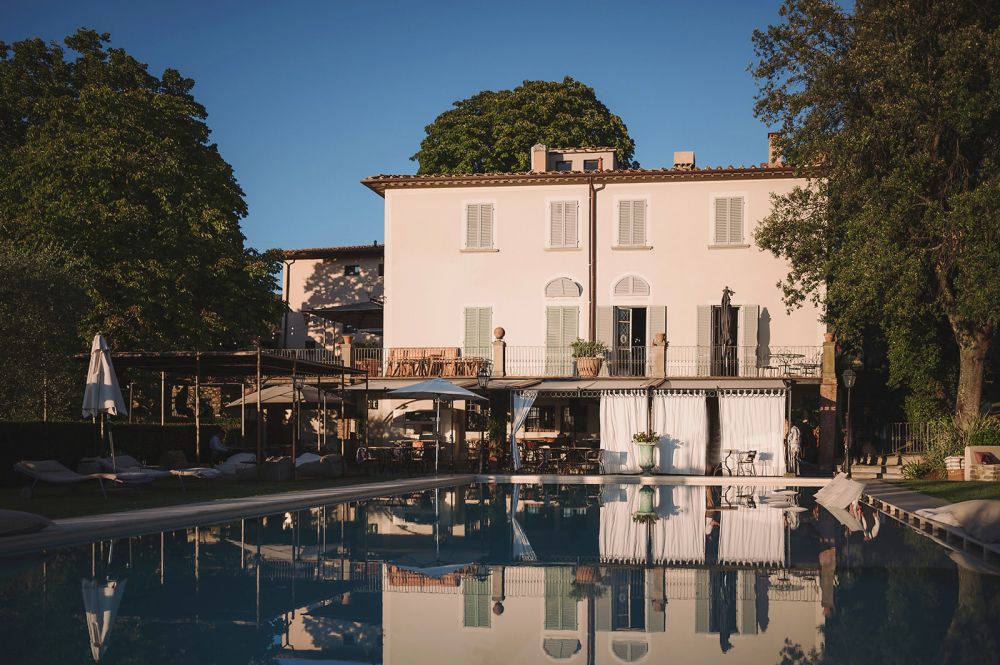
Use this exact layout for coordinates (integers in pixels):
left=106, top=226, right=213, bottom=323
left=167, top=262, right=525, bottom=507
left=841, top=368, right=857, bottom=478
left=477, top=364, right=490, bottom=474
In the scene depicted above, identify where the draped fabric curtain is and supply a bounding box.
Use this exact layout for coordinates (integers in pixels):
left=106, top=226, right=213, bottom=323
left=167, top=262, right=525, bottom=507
left=510, top=390, right=538, bottom=471
left=599, top=485, right=646, bottom=564
left=652, top=485, right=707, bottom=564
left=599, top=391, right=649, bottom=474
left=718, top=390, right=786, bottom=476
left=652, top=391, right=709, bottom=475
left=719, top=505, right=786, bottom=566
left=509, top=484, right=537, bottom=561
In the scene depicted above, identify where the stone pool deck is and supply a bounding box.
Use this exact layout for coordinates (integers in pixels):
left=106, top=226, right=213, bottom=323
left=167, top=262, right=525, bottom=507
left=0, top=474, right=474, bottom=558
left=480, top=474, right=831, bottom=487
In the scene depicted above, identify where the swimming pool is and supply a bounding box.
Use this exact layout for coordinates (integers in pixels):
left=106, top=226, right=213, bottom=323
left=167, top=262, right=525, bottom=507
left=0, top=482, right=996, bottom=664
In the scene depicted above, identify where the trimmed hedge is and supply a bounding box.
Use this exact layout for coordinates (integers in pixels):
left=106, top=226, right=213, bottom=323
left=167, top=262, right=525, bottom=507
left=0, top=422, right=239, bottom=486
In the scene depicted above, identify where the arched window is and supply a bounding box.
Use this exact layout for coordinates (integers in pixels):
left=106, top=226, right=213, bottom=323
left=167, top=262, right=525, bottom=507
left=543, top=639, right=582, bottom=659
left=611, top=640, right=649, bottom=662
left=545, top=277, right=582, bottom=298
left=613, top=275, right=650, bottom=297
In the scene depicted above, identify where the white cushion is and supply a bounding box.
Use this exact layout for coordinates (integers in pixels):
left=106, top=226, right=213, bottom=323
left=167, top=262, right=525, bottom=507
left=296, top=452, right=321, bottom=467
left=943, top=500, right=1000, bottom=542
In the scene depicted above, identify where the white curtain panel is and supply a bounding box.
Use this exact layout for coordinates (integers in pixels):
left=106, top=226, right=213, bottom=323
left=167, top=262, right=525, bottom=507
left=718, top=390, right=787, bottom=476
left=652, top=485, right=707, bottom=564
left=651, top=391, right=708, bottom=475
left=599, top=391, right=649, bottom=474
left=510, top=390, right=538, bottom=471
left=509, top=483, right=537, bottom=561
left=599, top=485, right=646, bottom=563
left=719, top=505, right=786, bottom=566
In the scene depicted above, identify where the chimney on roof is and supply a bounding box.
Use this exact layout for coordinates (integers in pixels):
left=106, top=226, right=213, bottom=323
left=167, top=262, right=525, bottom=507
left=531, top=144, right=547, bottom=173
left=673, top=151, right=696, bottom=170
left=768, top=132, right=784, bottom=166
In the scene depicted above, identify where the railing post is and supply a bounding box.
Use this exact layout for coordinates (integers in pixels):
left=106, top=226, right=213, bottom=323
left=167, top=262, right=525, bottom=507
left=341, top=334, right=354, bottom=369
left=492, top=327, right=506, bottom=377
left=650, top=334, right=666, bottom=378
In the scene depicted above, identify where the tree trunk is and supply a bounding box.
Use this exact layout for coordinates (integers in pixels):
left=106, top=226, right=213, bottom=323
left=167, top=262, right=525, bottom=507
left=953, top=326, right=991, bottom=428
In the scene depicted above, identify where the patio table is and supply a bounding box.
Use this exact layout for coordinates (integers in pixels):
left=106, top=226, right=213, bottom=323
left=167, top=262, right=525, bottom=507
left=770, top=352, right=805, bottom=375
left=722, top=448, right=741, bottom=476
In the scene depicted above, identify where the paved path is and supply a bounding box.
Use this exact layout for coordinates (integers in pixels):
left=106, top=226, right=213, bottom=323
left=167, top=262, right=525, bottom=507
left=862, top=479, right=949, bottom=512
left=0, top=474, right=474, bottom=558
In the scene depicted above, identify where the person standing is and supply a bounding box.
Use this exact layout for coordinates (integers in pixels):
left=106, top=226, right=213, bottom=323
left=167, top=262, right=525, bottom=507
left=786, top=421, right=802, bottom=475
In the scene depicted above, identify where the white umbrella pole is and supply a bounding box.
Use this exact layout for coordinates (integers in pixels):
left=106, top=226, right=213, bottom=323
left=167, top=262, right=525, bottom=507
left=435, top=399, right=440, bottom=474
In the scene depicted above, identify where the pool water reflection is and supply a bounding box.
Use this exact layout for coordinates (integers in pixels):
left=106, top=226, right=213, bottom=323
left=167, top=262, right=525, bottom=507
left=0, top=482, right=997, bottom=664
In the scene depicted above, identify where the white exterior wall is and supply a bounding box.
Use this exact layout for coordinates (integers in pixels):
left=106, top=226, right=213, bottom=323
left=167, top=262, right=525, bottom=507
left=383, top=177, right=823, bottom=350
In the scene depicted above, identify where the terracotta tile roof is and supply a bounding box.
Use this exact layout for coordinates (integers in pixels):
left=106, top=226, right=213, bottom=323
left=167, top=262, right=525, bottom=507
left=282, top=243, right=384, bottom=259
left=361, top=164, right=803, bottom=196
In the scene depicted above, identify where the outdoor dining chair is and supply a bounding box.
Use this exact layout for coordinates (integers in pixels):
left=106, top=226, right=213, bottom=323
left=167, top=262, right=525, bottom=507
left=736, top=450, right=758, bottom=476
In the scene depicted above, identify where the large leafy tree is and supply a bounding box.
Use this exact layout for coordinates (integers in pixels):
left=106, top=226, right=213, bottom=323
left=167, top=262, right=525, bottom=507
left=412, top=76, right=637, bottom=173
left=0, top=29, right=283, bottom=353
left=751, top=0, right=1000, bottom=425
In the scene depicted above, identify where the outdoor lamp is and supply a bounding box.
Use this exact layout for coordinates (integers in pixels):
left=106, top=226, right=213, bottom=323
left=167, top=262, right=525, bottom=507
left=841, top=368, right=857, bottom=477
left=842, top=368, right=856, bottom=389
left=477, top=364, right=490, bottom=390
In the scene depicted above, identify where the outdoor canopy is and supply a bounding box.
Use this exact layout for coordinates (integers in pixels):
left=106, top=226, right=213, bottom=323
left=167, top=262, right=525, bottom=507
left=225, top=383, right=343, bottom=407
left=387, top=378, right=485, bottom=473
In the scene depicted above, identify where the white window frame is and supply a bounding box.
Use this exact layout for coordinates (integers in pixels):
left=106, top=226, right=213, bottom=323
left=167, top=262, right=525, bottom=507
left=547, top=200, right=581, bottom=249
left=614, top=198, right=650, bottom=248
left=709, top=193, right=749, bottom=247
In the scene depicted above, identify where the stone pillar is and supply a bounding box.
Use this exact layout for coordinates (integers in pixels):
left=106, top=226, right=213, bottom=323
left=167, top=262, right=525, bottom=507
left=650, top=333, right=666, bottom=378
left=492, top=327, right=506, bottom=377
left=818, top=333, right=838, bottom=470
left=340, top=334, right=353, bottom=368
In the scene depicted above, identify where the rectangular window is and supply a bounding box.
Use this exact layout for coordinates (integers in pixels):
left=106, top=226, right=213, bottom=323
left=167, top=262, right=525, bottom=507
left=465, top=203, right=494, bottom=249
left=525, top=405, right=556, bottom=432
left=562, top=404, right=588, bottom=432
left=377, top=263, right=384, bottom=276
left=344, top=264, right=361, bottom=276
left=713, top=196, right=745, bottom=245
left=549, top=201, right=579, bottom=248
left=617, top=200, right=647, bottom=246
left=463, top=307, right=493, bottom=354
left=583, top=159, right=599, bottom=172
left=555, top=160, right=572, bottom=171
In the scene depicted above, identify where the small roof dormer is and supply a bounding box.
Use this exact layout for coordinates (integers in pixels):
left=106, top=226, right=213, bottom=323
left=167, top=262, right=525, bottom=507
left=530, top=144, right=617, bottom=173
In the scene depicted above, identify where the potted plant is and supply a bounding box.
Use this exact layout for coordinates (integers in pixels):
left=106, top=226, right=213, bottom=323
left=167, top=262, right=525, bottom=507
left=571, top=338, right=609, bottom=378
left=632, top=431, right=659, bottom=474
left=632, top=485, right=658, bottom=524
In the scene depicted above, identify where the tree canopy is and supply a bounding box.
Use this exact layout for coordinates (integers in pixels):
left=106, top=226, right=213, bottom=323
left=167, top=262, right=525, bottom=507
left=0, top=29, right=284, bottom=357
left=412, top=77, right=637, bottom=174
left=751, top=0, right=1000, bottom=424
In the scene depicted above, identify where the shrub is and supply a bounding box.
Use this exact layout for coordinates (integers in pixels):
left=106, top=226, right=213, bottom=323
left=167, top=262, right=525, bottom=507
left=902, top=459, right=934, bottom=479
left=570, top=338, right=608, bottom=358
left=919, top=415, right=1000, bottom=476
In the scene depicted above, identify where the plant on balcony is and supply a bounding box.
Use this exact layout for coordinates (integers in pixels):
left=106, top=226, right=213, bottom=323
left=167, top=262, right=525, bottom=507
left=570, top=338, right=608, bottom=378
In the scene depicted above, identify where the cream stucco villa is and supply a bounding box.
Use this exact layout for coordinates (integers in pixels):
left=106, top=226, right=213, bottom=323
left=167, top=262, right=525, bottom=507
left=283, top=138, right=833, bottom=475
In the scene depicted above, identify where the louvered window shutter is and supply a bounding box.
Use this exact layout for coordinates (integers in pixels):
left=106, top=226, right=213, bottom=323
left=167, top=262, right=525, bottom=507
left=544, top=567, right=578, bottom=631
left=466, top=204, right=480, bottom=248
left=562, top=307, right=579, bottom=345
left=729, top=197, right=744, bottom=244
left=478, top=204, right=493, bottom=248
left=649, top=306, right=667, bottom=343
left=714, top=198, right=729, bottom=244
left=741, top=304, right=759, bottom=372
left=696, top=305, right=712, bottom=376
left=632, top=200, right=647, bottom=245
left=478, top=308, right=492, bottom=350
left=550, top=202, right=564, bottom=247
left=464, top=308, right=480, bottom=350
left=618, top=200, right=632, bottom=246
left=463, top=577, right=491, bottom=628
left=597, top=306, right=614, bottom=349
left=564, top=201, right=578, bottom=246
left=546, top=307, right=563, bottom=349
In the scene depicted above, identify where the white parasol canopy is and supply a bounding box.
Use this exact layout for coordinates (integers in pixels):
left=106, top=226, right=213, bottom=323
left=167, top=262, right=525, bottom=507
left=82, top=577, right=127, bottom=662
left=387, top=378, right=485, bottom=473
left=82, top=334, right=127, bottom=418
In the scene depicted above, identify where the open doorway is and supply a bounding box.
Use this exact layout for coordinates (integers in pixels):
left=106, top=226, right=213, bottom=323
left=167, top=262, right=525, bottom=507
left=711, top=305, right=739, bottom=376
left=613, top=307, right=646, bottom=376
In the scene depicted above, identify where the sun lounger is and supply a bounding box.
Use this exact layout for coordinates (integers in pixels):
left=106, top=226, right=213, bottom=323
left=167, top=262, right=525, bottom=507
left=13, top=460, right=118, bottom=498
left=97, top=455, right=173, bottom=479
left=169, top=467, right=223, bottom=491
left=295, top=452, right=344, bottom=478
left=215, top=452, right=257, bottom=479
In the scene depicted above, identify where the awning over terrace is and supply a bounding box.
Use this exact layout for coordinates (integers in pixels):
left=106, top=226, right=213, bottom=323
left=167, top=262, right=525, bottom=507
left=72, top=350, right=366, bottom=378
left=305, top=301, right=383, bottom=333
left=346, top=378, right=478, bottom=392
left=531, top=378, right=663, bottom=395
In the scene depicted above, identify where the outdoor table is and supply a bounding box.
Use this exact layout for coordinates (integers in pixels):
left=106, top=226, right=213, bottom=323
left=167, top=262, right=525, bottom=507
left=770, top=352, right=805, bottom=375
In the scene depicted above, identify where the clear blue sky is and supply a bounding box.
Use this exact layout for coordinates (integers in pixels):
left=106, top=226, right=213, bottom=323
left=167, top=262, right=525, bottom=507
left=4, top=0, right=788, bottom=252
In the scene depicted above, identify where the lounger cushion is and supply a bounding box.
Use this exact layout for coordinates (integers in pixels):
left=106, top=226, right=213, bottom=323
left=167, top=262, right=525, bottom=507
left=0, top=510, right=54, bottom=537
left=15, top=460, right=94, bottom=484
left=944, top=500, right=1000, bottom=542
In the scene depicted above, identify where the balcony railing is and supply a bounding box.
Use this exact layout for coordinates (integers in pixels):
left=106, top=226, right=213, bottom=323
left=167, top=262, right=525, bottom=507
left=351, top=346, right=490, bottom=378
left=270, top=348, right=343, bottom=365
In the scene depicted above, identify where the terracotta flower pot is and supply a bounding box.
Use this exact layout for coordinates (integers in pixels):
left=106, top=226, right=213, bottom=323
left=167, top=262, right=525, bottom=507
left=575, top=356, right=603, bottom=377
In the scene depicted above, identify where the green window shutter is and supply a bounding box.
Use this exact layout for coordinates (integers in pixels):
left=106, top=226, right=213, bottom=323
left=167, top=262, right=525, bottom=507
left=550, top=202, right=565, bottom=247
left=618, top=200, right=632, bottom=246
left=463, top=577, right=491, bottom=628
left=696, top=305, right=712, bottom=376
left=565, top=201, right=579, bottom=246
left=465, top=307, right=492, bottom=352
left=466, top=204, right=481, bottom=248
left=562, top=307, right=579, bottom=346
left=478, top=307, right=492, bottom=350
left=632, top=200, right=647, bottom=245
left=479, top=204, right=494, bottom=248
left=545, top=567, right=578, bottom=631
left=729, top=197, right=744, bottom=244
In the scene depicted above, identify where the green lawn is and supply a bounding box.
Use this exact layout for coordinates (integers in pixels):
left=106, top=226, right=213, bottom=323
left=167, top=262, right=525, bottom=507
left=890, top=480, right=1000, bottom=503
left=1, top=472, right=439, bottom=520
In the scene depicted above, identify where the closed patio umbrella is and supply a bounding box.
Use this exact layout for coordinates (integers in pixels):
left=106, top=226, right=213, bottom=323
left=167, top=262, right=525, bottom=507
left=387, top=378, right=486, bottom=473
left=82, top=334, right=128, bottom=470
left=81, top=577, right=127, bottom=662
